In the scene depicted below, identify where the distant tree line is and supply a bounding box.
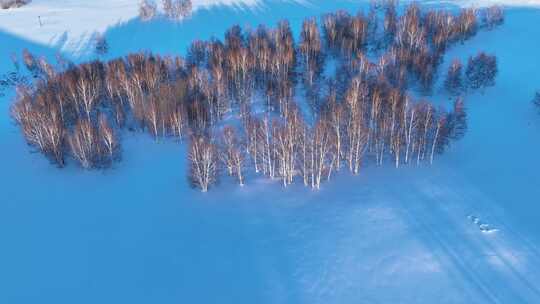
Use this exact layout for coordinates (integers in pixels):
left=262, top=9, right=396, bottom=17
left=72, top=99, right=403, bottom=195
left=10, top=3, right=502, bottom=191
left=0, top=0, right=30, bottom=10
left=139, top=0, right=192, bottom=22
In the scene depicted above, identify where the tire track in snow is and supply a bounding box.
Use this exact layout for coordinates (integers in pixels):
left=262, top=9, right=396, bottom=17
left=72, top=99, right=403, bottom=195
left=385, top=192, right=498, bottom=303
left=388, top=185, right=528, bottom=304
left=417, top=181, right=540, bottom=301
left=436, top=177, right=540, bottom=264
left=420, top=163, right=540, bottom=268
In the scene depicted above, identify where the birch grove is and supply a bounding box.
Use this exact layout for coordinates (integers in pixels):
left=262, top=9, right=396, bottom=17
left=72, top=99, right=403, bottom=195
left=10, top=4, right=502, bottom=191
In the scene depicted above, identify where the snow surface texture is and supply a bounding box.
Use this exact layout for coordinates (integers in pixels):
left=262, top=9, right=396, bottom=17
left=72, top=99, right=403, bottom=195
left=1, top=1, right=540, bottom=304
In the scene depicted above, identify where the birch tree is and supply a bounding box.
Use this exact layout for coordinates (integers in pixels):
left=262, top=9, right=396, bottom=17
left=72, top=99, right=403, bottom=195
left=188, top=136, right=218, bottom=192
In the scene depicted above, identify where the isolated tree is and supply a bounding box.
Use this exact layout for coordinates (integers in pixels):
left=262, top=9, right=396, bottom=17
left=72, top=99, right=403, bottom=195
left=188, top=136, right=218, bottom=192
left=387, top=88, right=405, bottom=168
left=95, top=34, right=109, bottom=56
left=168, top=80, right=189, bottom=137
left=98, top=114, right=120, bottom=164
left=69, top=119, right=100, bottom=169
left=163, top=0, right=174, bottom=18
left=456, top=8, right=478, bottom=40
left=178, top=0, right=192, bottom=19
left=244, top=115, right=263, bottom=173
left=342, top=77, right=368, bottom=172
left=383, top=1, right=398, bottom=45
left=22, top=49, right=39, bottom=77
left=145, top=93, right=162, bottom=138
left=77, top=62, right=103, bottom=119
left=220, top=126, right=245, bottom=186
left=139, top=0, right=157, bottom=21
left=260, top=116, right=276, bottom=178
left=430, top=115, right=446, bottom=164
left=446, top=98, right=467, bottom=141
left=309, top=118, right=334, bottom=190
left=466, top=52, right=497, bottom=91
left=273, top=103, right=304, bottom=186
left=299, top=18, right=324, bottom=87
left=325, top=97, right=344, bottom=171
left=444, top=59, right=464, bottom=96
left=322, top=13, right=338, bottom=54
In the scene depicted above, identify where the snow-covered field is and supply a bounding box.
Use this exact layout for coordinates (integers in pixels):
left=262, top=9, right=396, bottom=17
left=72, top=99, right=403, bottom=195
left=1, top=1, right=540, bottom=303
left=1, top=0, right=540, bottom=54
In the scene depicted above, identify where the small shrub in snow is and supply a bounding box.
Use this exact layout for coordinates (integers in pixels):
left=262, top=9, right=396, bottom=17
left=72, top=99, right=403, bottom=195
left=219, top=126, right=245, bottom=186
left=0, top=0, right=30, bottom=9
left=139, top=0, right=157, bottom=21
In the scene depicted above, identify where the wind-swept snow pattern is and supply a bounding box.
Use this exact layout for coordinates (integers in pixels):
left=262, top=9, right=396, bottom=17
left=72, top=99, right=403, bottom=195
left=1, top=1, right=540, bottom=304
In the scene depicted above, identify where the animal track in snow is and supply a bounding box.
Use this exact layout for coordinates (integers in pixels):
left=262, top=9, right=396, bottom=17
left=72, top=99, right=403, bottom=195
left=468, top=215, right=499, bottom=234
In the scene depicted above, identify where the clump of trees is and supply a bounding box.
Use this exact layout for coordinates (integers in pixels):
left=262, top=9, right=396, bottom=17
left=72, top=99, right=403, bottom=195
left=11, top=4, right=502, bottom=191
left=444, top=59, right=464, bottom=96
left=444, top=52, right=498, bottom=95
left=466, top=52, right=498, bottom=91
left=0, top=0, right=30, bottom=9
left=139, top=0, right=158, bottom=21
left=163, top=0, right=192, bottom=21
left=482, top=6, right=504, bottom=29
left=139, top=0, right=193, bottom=22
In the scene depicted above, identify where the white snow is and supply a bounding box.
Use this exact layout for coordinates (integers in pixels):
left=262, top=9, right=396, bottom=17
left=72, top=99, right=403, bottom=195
left=1, top=1, right=540, bottom=304
left=1, top=0, right=540, bottom=55
left=0, top=0, right=263, bottom=54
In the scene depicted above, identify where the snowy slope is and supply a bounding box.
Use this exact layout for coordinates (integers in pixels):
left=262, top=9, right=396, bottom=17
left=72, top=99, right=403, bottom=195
left=1, top=0, right=540, bottom=55
left=1, top=1, right=540, bottom=304
left=0, top=0, right=263, bottom=54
